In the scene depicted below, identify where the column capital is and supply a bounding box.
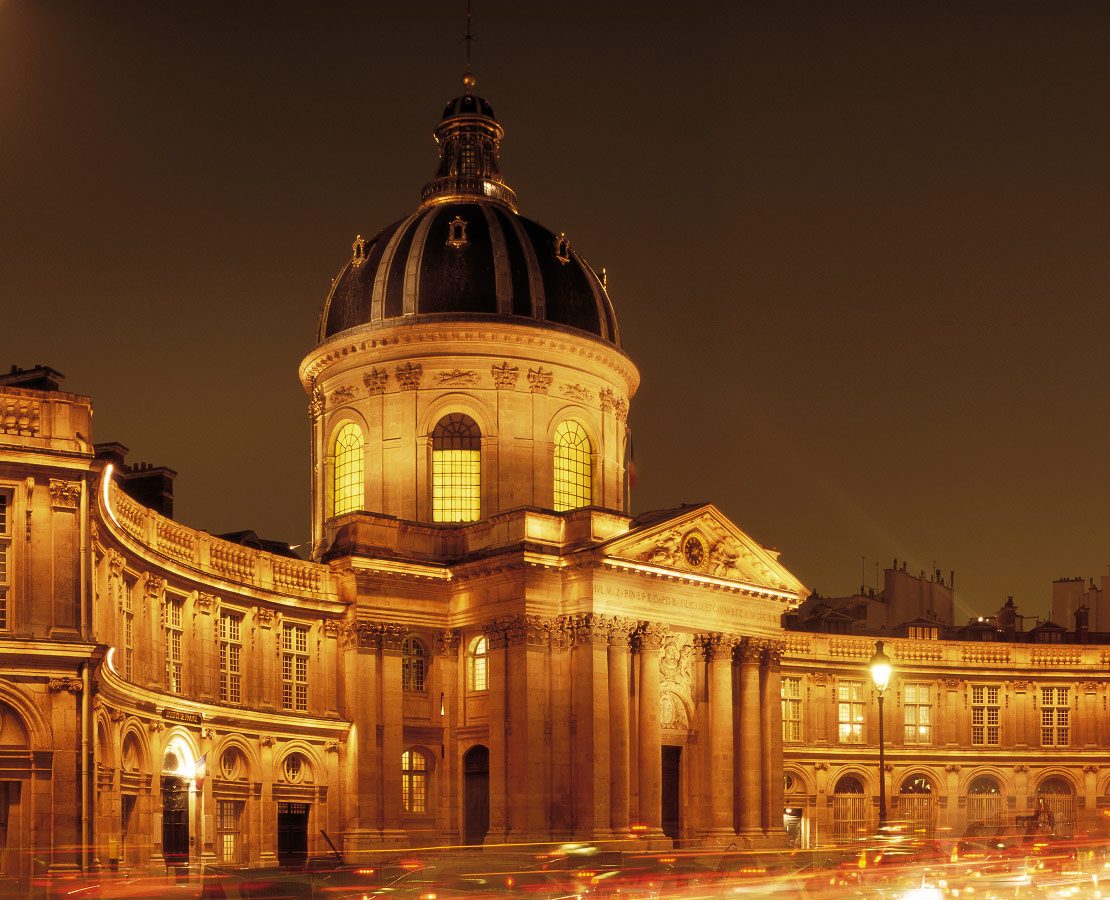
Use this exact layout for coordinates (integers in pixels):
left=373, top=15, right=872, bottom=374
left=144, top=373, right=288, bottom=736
left=342, top=621, right=407, bottom=650
left=501, top=614, right=558, bottom=647
left=763, top=639, right=785, bottom=666
left=695, top=632, right=738, bottom=661
left=632, top=621, right=667, bottom=652
left=735, top=636, right=766, bottom=664
left=607, top=616, right=636, bottom=648
left=572, top=613, right=616, bottom=645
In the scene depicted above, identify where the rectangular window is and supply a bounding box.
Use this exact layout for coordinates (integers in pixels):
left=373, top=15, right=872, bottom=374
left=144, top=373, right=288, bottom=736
left=903, top=683, right=932, bottom=744
left=0, top=491, right=9, bottom=631
left=122, top=576, right=135, bottom=682
left=217, top=800, right=242, bottom=863
left=282, top=623, right=309, bottom=711
left=971, top=685, right=1000, bottom=746
left=837, top=680, right=865, bottom=743
left=1040, top=686, right=1070, bottom=747
left=781, top=675, right=802, bottom=742
left=908, top=625, right=937, bottom=640
left=432, top=449, right=481, bottom=522
left=164, top=596, right=184, bottom=695
left=219, top=612, right=242, bottom=704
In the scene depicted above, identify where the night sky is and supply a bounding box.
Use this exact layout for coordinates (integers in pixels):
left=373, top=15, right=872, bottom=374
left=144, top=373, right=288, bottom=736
left=4, top=2, right=1109, bottom=621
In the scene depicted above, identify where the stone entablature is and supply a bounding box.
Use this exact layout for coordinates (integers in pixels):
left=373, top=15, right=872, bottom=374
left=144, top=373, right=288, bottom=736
left=101, top=480, right=338, bottom=602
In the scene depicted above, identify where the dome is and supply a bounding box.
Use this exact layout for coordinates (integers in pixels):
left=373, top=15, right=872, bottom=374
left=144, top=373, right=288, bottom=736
left=318, top=204, right=620, bottom=345
left=315, top=74, right=621, bottom=348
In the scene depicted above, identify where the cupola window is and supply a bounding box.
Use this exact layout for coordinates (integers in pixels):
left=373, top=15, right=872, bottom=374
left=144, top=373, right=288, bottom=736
left=553, top=420, right=592, bottom=511
left=331, top=422, right=363, bottom=517
left=432, top=414, right=481, bottom=522
left=554, top=233, right=571, bottom=263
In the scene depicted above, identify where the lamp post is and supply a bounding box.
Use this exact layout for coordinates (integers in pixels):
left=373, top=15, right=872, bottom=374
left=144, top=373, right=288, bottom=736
left=870, top=640, right=891, bottom=829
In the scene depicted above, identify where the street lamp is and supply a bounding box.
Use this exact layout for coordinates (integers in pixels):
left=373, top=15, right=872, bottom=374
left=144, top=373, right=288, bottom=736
left=870, top=640, right=891, bottom=829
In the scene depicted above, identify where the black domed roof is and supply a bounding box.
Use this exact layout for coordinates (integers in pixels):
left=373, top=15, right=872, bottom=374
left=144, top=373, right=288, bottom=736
left=318, top=203, right=619, bottom=346
left=316, top=75, right=621, bottom=348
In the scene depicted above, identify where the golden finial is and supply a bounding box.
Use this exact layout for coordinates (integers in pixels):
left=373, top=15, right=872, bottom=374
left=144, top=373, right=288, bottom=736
left=461, top=0, right=477, bottom=93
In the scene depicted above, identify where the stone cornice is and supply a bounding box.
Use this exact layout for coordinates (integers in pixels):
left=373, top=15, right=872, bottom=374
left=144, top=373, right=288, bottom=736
left=299, top=322, right=640, bottom=397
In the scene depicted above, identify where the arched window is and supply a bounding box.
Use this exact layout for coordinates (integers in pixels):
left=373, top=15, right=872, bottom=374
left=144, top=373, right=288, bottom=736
left=832, top=774, right=866, bottom=843
left=899, top=776, right=935, bottom=837
left=966, top=775, right=1004, bottom=833
left=402, top=636, right=426, bottom=692
left=432, top=414, right=481, bottom=522
left=402, top=749, right=427, bottom=813
left=553, top=420, right=592, bottom=511
left=332, top=422, right=364, bottom=516
left=466, top=635, right=488, bottom=692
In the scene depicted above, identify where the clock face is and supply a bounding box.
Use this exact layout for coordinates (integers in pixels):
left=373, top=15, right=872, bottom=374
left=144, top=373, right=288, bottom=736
left=683, top=533, right=706, bottom=569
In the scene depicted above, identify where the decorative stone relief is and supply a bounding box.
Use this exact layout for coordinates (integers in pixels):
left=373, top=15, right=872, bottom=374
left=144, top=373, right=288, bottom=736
left=343, top=621, right=406, bottom=650
left=559, top=384, right=590, bottom=402
left=107, top=549, right=125, bottom=577
left=1084, top=765, right=1099, bottom=774
left=308, top=387, right=325, bottom=419
left=143, top=574, right=165, bottom=602
left=660, top=690, right=689, bottom=730
left=331, top=384, right=358, bottom=403
left=363, top=369, right=388, bottom=395
left=148, top=720, right=165, bottom=734
left=599, top=388, right=629, bottom=420
left=696, top=632, right=736, bottom=662
left=527, top=368, right=552, bottom=393
left=109, top=708, right=126, bottom=723
left=483, top=620, right=509, bottom=650
left=814, top=762, right=829, bottom=771
left=325, top=740, right=341, bottom=753
left=491, top=362, right=519, bottom=389
left=49, top=478, right=81, bottom=509
left=48, top=678, right=83, bottom=693
left=607, top=617, right=635, bottom=647
left=637, top=531, right=681, bottom=567
left=259, top=735, right=275, bottom=747
left=436, top=629, right=461, bottom=657
left=434, top=369, right=480, bottom=386
left=764, top=640, right=785, bottom=665
left=322, top=620, right=342, bottom=639
left=659, top=633, right=694, bottom=693
left=570, top=614, right=612, bottom=645
left=395, top=362, right=423, bottom=391
left=195, top=593, right=216, bottom=614
left=945, top=764, right=962, bottom=773
left=256, top=608, right=274, bottom=629
left=1081, top=681, right=1099, bottom=693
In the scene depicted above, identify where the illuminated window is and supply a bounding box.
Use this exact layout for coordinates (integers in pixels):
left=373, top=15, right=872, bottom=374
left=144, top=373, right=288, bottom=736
left=1040, top=686, right=1070, bottom=747
left=908, top=625, right=937, bottom=640
left=903, top=683, right=932, bottom=744
left=282, top=623, right=309, bottom=711
left=331, top=422, right=364, bottom=517
left=553, top=420, right=592, bottom=511
left=402, top=749, right=427, bottom=813
left=402, top=636, right=425, bottom=692
left=164, top=596, right=184, bottom=695
left=837, top=680, right=865, bottom=743
left=781, top=676, right=802, bottom=742
left=284, top=753, right=304, bottom=783
left=0, top=491, right=9, bottom=631
left=219, top=611, right=242, bottom=704
left=432, top=414, right=481, bottom=522
left=971, top=685, right=1000, bottom=746
left=122, top=576, right=135, bottom=682
left=466, top=635, right=488, bottom=692
left=217, top=800, right=243, bottom=863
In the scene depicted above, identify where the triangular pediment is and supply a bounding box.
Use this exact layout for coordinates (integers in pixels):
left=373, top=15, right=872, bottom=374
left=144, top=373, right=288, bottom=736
left=597, top=504, right=809, bottom=600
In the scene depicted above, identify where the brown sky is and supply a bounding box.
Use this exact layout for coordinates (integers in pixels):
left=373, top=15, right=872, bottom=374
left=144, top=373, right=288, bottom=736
left=3, top=1, right=1109, bottom=620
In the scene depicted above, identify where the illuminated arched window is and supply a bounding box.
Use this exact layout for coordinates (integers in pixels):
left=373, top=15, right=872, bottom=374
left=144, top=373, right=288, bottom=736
left=331, top=422, right=363, bottom=517
left=432, top=414, right=480, bottom=522
left=402, top=636, right=425, bottom=692
left=553, top=420, right=592, bottom=511
left=402, top=749, right=427, bottom=813
left=466, top=635, right=488, bottom=692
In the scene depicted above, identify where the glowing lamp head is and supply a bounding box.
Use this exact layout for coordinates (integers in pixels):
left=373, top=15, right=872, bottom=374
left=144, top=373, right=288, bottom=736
left=870, top=640, right=892, bottom=691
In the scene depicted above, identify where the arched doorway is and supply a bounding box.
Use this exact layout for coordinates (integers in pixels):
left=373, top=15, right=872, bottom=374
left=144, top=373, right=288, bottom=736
left=832, top=774, right=867, bottom=843
left=463, top=746, right=489, bottom=845
left=161, top=739, right=195, bottom=867
left=1035, top=777, right=1074, bottom=838
left=966, top=775, right=1004, bottom=834
left=0, top=702, right=30, bottom=879
left=898, top=776, right=935, bottom=837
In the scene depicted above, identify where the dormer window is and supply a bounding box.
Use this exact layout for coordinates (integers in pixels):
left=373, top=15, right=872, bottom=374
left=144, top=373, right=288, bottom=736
left=447, top=217, right=468, bottom=248
left=554, top=233, right=571, bottom=263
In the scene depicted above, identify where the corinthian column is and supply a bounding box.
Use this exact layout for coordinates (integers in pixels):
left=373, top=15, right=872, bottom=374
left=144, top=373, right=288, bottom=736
left=634, top=622, right=667, bottom=838
left=608, top=618, right=634, bottom=837
left=698, top=632, right=737, bottom=840
left=761, top=641, right=786, bottom=839
left=572, top=614, right=612, bottom=840
left=736, top=637, right=763, bottom=838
